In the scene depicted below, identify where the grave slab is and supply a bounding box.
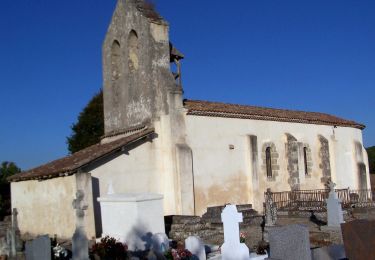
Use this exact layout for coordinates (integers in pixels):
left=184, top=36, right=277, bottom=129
left=268, top=224, right=311, bottom=260
left=25, top=235, right=51, bottom=260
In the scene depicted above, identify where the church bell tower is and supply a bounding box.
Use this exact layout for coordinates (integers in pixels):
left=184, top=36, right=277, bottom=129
left=102, top=0, right=182, bottom=135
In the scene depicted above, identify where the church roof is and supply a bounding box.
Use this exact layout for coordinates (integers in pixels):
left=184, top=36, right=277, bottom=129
left=8, top=128, right=155, bottom=182
left=184, top=100, right=365, bottom=130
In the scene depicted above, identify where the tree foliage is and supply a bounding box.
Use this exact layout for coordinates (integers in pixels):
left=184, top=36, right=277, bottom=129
left=67, top=90, right=104, bottom=154
left=0, top=161, right=21, bottom=184
left=0, top=161, right=21, bottom=219
left=366, top=146, right=375, bottom=174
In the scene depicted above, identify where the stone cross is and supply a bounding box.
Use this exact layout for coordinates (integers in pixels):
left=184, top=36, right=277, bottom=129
left=327, top=180, right=336, bottom=193
left=221, top=205, right=249, bottom=260
left=265, top=188, right=277, bottom=227
left=72, top=190, right=88, bottom=228
left=72, top=190, right=89, bottom=260
left=326, top=181, right=344, bottom=227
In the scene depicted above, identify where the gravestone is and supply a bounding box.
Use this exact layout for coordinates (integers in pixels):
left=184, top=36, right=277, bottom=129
left=72, top=190, right=89, bottom=260
left=25, top=235, right=51, bottom=260
left=151, top=233, right=169, bottom=254
left=221, top=205, right=249, bottom=260
left=326, top=181, right=344, bottom=227
left=268, top=224, right=311, bottom=260
left=311, top=244, right=346, bottom=260
left=185, top=236, right=206, bottom=260
left=341, top=219, right=375, bottom=260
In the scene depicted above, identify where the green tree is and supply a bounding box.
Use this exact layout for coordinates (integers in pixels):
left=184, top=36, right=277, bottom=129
left=0, top=161, right=21, bottom=184
left=67, top=90, right=104, bottom=153
left=366, top=146, right=375, bottom=174
left=0, top=161, right=21, bottom=218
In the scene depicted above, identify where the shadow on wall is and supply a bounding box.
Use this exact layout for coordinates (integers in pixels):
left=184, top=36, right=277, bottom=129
left=92, top=177, right=102, bottom=238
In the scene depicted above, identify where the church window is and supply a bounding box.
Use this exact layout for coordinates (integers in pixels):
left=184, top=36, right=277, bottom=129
left=111, top=40, right=121, bottom=81
left=128, top=30, right=139, bottom=72
left=303, top=147, right=308, bottom=176
left=266, top=147, right=272, bottom=178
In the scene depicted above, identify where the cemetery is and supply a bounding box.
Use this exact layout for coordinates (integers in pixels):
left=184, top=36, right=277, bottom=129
left=0, top=180, right=375, bottom=259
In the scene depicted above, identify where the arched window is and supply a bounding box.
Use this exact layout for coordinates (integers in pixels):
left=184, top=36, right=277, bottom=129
left=111, top=40, right=121, bottom=81
left=266, top=147, right=272, bottom=178
left=128, top=30, right=139, bottom=72
left=303, top=147, right=308, bottom=176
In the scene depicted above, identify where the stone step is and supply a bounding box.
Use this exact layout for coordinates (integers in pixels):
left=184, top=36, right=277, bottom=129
left=236, top=204, right=253, bottom=211
left=165, top=215, right=201, bottom=225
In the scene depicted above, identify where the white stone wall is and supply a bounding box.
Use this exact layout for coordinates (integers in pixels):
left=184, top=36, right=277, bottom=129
left=89, top=117, right=180, bottom=216
left=184, top=115, right=369, bottom=214
left=11, top=175, right=96, bottom=239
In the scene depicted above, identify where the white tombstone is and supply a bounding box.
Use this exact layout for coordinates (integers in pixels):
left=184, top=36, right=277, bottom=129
left=221, top=205, right=250, bottom=260
left=326, top=182, right=345, bottom=227
left=185, top=236, right=206, bottom=260
left=151, top=233, right=169, bottom=253
left=97, top=193, right=164, bottom=251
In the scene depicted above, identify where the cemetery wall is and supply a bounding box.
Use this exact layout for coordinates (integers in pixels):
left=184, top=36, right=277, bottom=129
left=185, top=115, right=369, bottom=214
left=10, top=175, right=91, bottom=239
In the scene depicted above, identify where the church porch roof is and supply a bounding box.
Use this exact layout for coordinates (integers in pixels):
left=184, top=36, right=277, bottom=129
left=8, top=127, right=155, bottom=182
left=184, top=99, right=365, bottom=130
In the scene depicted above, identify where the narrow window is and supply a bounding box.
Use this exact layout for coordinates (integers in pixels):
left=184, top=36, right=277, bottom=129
left=111, top=40, right=121, bottom=81
left=266, top=147, right=272, bottom=178
left=304, top=147, right=308, bottom=176
left=128, top=30, right=139, bottom=72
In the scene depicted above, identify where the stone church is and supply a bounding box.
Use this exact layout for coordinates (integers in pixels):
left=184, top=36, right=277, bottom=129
left=9, top=0, right=370, bottom=239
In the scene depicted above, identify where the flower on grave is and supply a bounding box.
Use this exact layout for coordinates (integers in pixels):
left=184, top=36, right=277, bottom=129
left=91, top=236, right=129, bottom=259
left=164, top=248, right=193, bottom=260
left=240, top=232, right=246, bottom=243
left=53, top=243, right=68, bottom=258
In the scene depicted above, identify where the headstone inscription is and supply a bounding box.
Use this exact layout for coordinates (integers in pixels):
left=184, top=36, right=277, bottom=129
left=326, top=181, right=344, bottom=227
left=72, top=190, right=89, bottom=260
left=185, top=236, right=206, bottom=260
left=341, top=219, right=375, bottom=260
left=25, top=235, right=51, bottom=260
left=268, top=224, right=311, bottom=260
left=220, top=205, right=249, bottom=260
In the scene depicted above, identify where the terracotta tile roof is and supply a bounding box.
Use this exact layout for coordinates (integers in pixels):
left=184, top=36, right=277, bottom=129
left=184, top=100, right=365, bottom=130
left=8, top=128, right=155, bottom=182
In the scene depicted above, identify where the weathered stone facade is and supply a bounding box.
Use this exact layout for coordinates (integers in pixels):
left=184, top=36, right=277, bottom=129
left=103, top=0, right=175, bottom=134
left=318, top=135, right=331, bottom=184
left=286, top=134, right=300, bottom=190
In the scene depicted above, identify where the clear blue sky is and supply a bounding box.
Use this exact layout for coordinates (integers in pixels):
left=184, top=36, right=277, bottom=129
left=0, top=0, right=374, bottom=171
